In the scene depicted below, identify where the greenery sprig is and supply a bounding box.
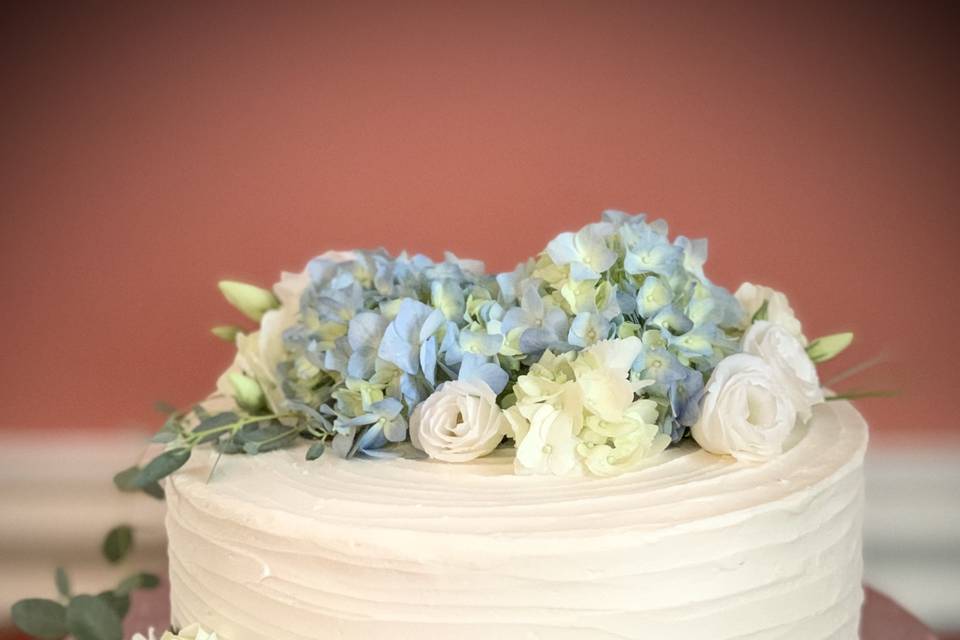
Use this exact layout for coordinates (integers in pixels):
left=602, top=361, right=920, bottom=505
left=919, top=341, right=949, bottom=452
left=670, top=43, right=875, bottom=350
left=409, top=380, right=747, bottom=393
left=111, top=398, right=324, bottom=493
left=11, top=528, right=160, bottom=640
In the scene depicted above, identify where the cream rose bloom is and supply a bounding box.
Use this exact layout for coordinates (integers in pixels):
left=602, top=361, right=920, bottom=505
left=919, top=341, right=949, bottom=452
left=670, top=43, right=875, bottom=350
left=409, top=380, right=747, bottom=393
left=217, top=251, right=355, bottom=412
left=409, top=380, right=509, bottom=462
left=742, top=321, right=823, bottom=421
left=734, top=282, right=806, bottom=344
left=692, top=353, right=798, bottom=462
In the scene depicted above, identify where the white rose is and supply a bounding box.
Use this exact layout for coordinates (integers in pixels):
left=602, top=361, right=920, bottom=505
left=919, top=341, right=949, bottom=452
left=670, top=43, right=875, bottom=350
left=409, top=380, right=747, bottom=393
left=692, top=353, right=798, bottom=462
left=410, top=380, right=509, bottom=462
left=742, top=321, right=824, bottom=421
left=734, top=282, right=806, bottom=344
left=217, top=251, right=354, bottom=411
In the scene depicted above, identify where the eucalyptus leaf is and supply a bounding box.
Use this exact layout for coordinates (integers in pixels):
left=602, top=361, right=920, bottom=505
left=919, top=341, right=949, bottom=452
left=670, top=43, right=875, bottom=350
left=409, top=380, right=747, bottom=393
left=306, top=442, right=326, bottom=461
left=195, top=411, right=240, bottom=432
left=153, top=400, right=178, bottom=415
left=55, top=567, right=70, bottom=598
left=141, top=481, right=165, bottom=500
left=150, top=429, right=178, bottom=444
left=216, top=439, right=244, bottom=455
left=807, top=332, right=854, bottom=364
left=94, top=592, right=129, bottom=620
left=11, top=598, right=68, bottom=640
left=136, top=448, right=190, bottom=486
left=112, top=466, right=140, bottom=493
left=66, top=595, right=122, bottom=640
left=102, top=526, right=133, bottom=564
left=115, top=572, right=160, bottom=597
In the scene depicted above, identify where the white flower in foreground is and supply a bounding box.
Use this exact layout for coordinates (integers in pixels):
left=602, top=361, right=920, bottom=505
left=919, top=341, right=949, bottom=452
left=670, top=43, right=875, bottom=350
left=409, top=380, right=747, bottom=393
left=409, top=380, right=509, bottom=462
left=742, top=321, right=824, bottom=421
left=512, top=404, right=581, bottom=475
left=509, top=336, right=669, bottom=477
left=217, top=251, right=354, bottom=412
left=734, top=282, right=806, bottom=344
left=692, top=353, right=798, bottom=462
left=132, top=625, right=221, bottom=640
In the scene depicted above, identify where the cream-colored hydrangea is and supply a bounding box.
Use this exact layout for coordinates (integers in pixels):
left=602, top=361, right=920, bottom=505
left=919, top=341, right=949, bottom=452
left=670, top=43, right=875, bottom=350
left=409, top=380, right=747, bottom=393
left=507, top=337, right=670, bottom=477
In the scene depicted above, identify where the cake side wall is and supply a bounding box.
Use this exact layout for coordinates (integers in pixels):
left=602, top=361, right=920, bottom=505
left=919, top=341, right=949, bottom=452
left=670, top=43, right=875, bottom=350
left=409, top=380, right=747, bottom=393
left=165, top=404, right=866, bottom=640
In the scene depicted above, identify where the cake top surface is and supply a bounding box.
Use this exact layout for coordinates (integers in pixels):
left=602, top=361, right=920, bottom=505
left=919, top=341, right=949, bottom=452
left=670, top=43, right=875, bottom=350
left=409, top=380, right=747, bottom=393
left=169, top=399, right=867, bottom=540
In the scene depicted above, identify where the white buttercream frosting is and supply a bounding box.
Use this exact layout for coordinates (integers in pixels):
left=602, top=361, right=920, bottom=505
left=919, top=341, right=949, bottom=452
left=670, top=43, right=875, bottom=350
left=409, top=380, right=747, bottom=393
left=166, top=401, right=867, bottom=640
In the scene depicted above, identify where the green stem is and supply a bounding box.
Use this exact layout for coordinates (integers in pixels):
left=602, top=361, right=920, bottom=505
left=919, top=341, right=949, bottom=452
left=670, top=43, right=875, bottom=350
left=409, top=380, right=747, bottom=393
left=825, top=389, right=898, bottom=402
left=184, top=413, right=297, bottom=446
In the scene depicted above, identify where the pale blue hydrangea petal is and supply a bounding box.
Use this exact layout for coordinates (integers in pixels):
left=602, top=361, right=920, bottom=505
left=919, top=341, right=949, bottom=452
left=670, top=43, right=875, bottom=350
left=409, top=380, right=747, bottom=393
left=543, top=307, right=570, bottom=338
left=458, top=353, right=509, bottom=395
left=399, top=373, right=429, bottom=407
left=420, top=335, right=438, bottom=386
left=346, top=346, right=377, bottom=379
left=670, top=368, right=705, bottom=426
left=460, top=329, right=503, bottom=357
left=323, top=336, right=350, bottom=375
left=568, top=312, right=610, bottom=347
left=381, top=416, right=408, bottom=443
left=635, top=347, right=686, bottom=388
left=377, top=327, right=418, bottom=374
left=419, top=308, right=446, bottom=343
left=348, top=312, right=388, bottom=350
left=439, top=321, right=463, bottom=365
left=337, top=413, right=381, bottom=429
left=648, top=305, right=693, bottom=335
left=668, top=325, right=719, bottom=361
left=545, top=232, right=579, bottom=266
left=636, top=276, right=672, bottom=318
left=353, top=423, right=387, bottom=456
left=431, top=279, right=466, bottom=321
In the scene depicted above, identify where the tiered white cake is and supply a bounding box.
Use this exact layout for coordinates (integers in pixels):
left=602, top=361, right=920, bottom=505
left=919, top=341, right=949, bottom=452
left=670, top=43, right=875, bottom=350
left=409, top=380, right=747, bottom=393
left=165, top=400, right=867, bottom=640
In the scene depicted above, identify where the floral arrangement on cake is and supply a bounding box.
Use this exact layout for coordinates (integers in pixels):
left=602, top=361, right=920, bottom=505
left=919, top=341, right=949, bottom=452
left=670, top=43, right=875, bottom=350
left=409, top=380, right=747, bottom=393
left=10, top=210, right=880, bottom=640
left=112, top=210, right=859, bottom=490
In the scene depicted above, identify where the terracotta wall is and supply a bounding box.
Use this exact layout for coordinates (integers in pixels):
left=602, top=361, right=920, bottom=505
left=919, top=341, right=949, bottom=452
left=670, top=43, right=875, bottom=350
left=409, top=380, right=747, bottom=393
left=1, top=2, right=957, bottom=441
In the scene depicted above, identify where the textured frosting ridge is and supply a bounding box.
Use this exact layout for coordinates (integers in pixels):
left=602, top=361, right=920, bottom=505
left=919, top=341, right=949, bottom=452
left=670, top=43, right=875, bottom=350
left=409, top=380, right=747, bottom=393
left=166, top=401, right=867, bottom=640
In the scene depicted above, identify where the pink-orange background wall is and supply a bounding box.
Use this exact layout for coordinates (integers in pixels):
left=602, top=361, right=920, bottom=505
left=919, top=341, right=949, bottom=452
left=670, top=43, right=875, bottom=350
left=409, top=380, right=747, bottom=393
left=1, top=2, right=957, bottom=442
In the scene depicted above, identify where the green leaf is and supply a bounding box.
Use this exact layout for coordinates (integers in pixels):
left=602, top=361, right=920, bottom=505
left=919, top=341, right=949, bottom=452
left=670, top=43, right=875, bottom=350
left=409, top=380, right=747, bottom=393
left=54, top=567, right=70, bottom=598
left=114, top=572, right=160, bottom=597
left=94, top=592, right=129, bottom=620
left=66, top=595, right=122, bottom=640
left=136, top=448, right=191, bottom=486
left=11, top=599, right=68, bottom=640
left=751, top=300, right=769, bottom=323
left=211, top=325, right=243, bottom=342
left=101, top=526, right=133, bottom=564
left=141, top=481, right=165, bottom=500
left=196, top=411, right=240, bottom=431
left=112, top=466, right=140, bottom=492
left=807, top=332, right=854, bottom=364
left=153, top=401, right=178, bottom=415
left=306, top=442, right=326, bottom=461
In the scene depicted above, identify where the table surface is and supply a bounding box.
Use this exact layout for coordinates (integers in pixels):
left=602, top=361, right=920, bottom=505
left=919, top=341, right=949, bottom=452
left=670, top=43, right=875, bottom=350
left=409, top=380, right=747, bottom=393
left=1, top=585, right=940, bottom=640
